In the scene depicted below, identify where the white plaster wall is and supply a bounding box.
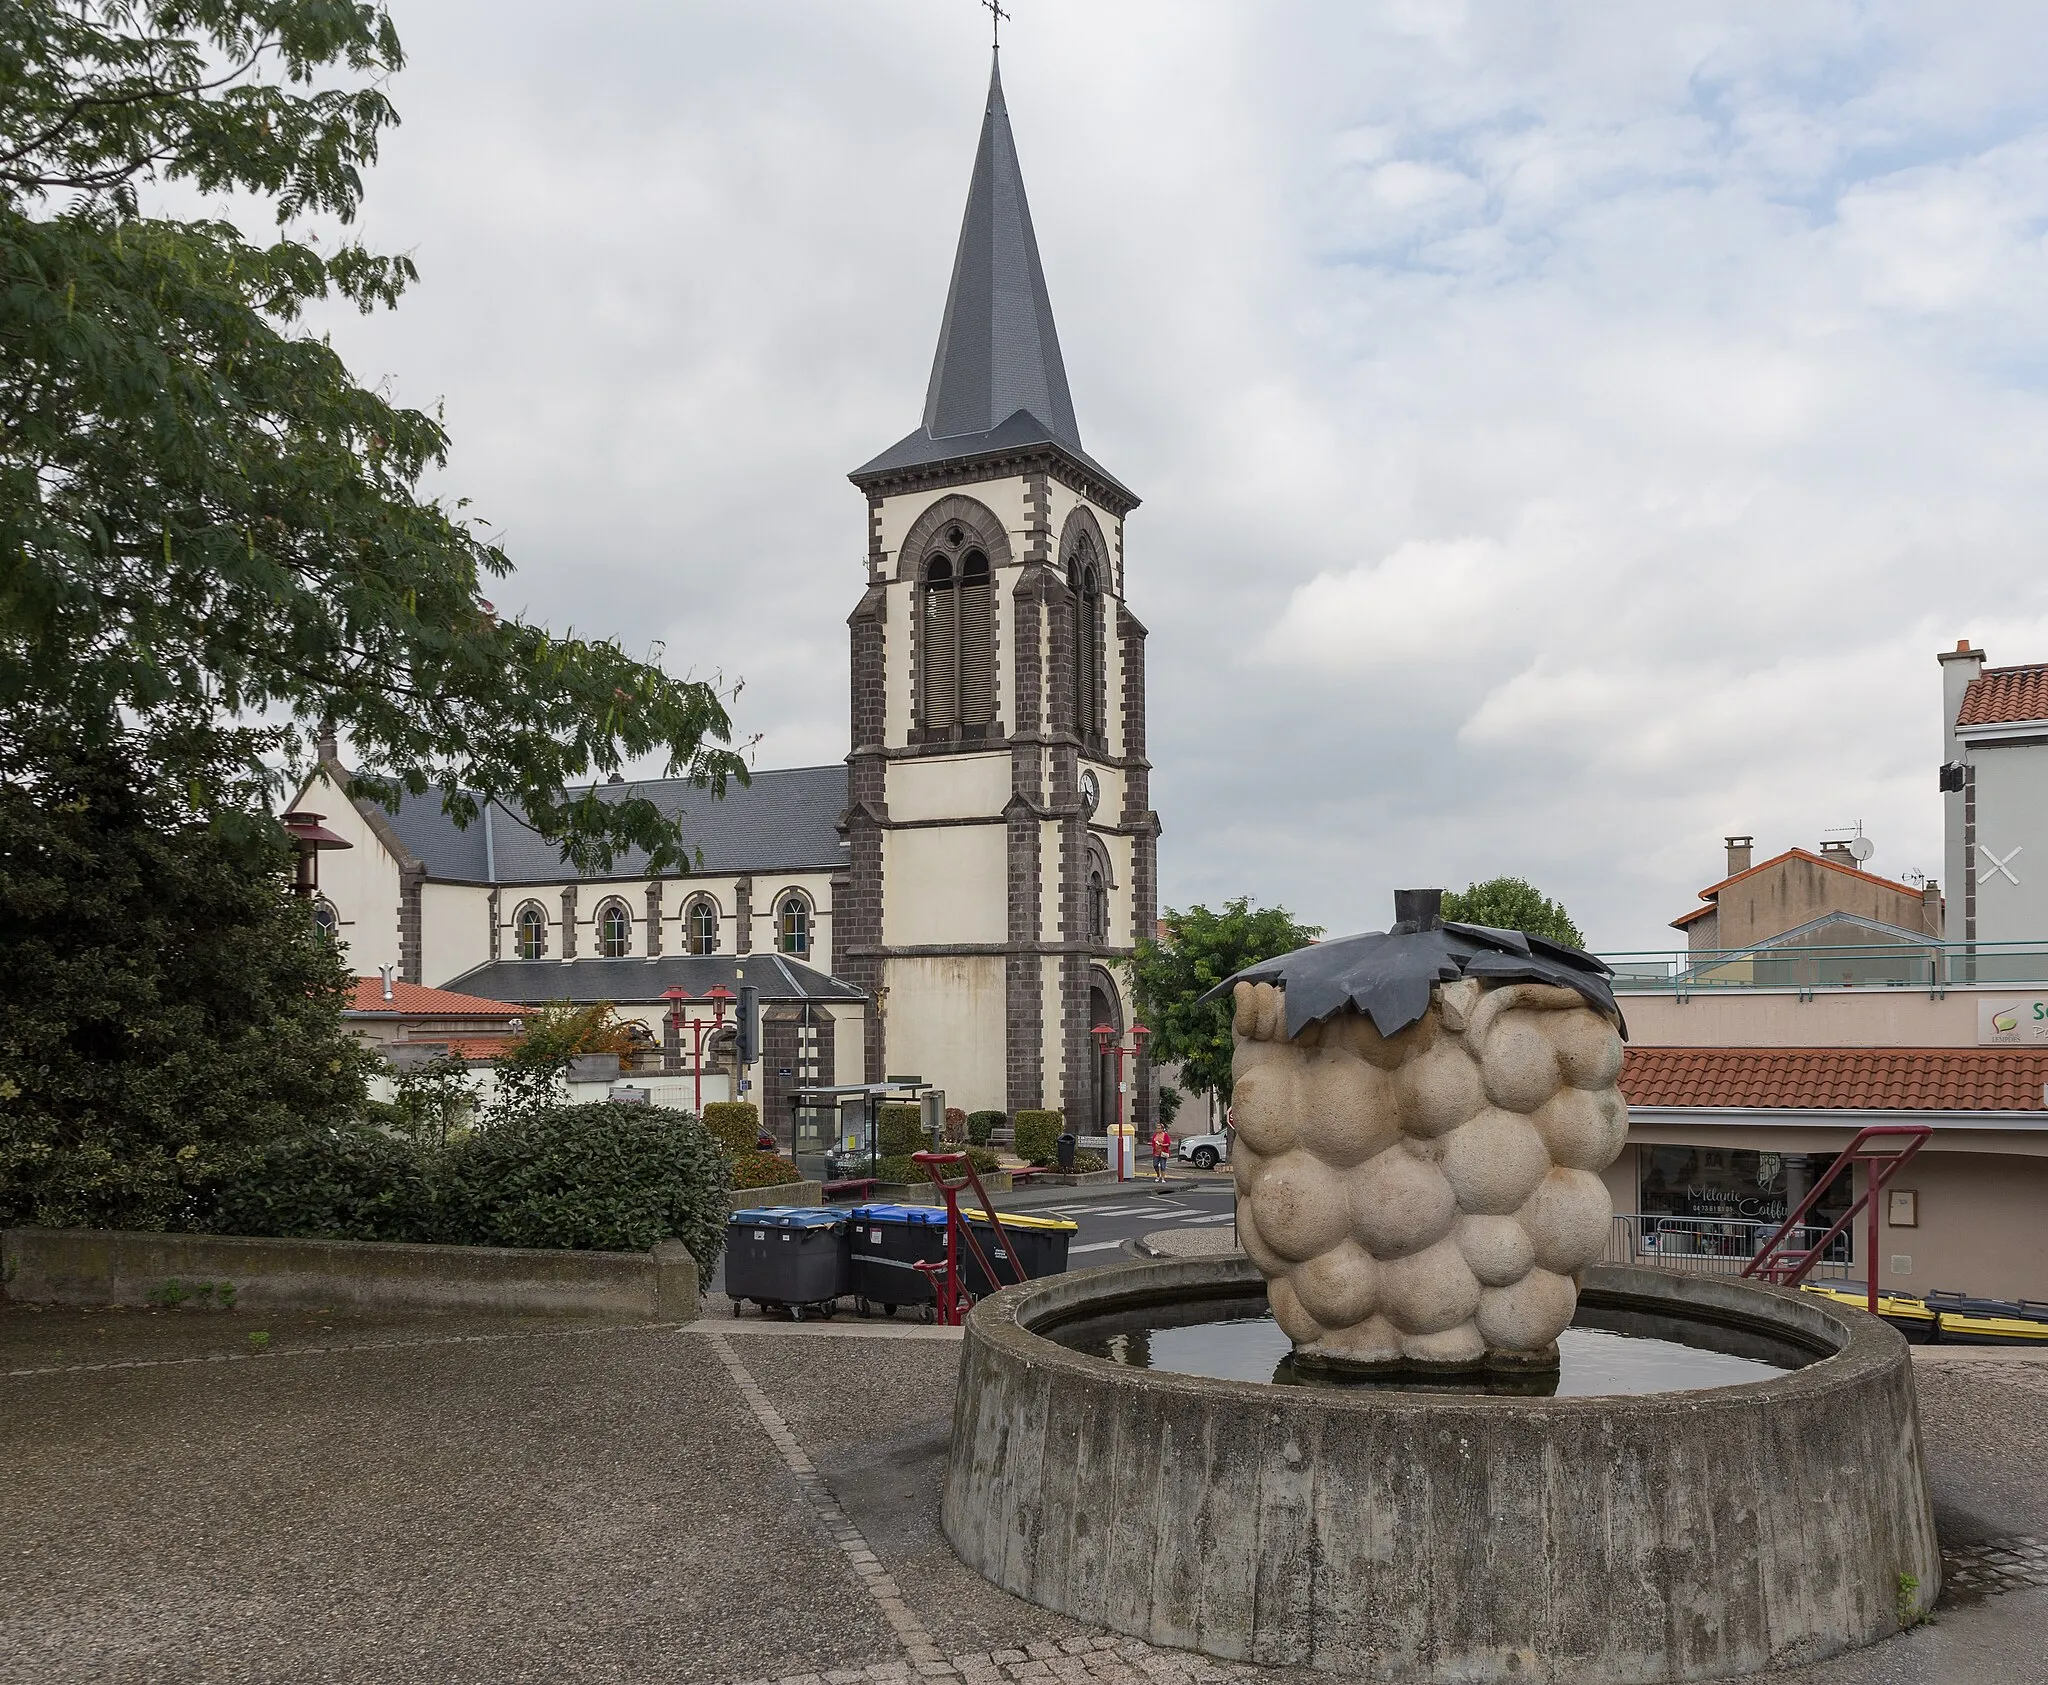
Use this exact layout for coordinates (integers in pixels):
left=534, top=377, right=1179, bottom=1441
left=1969, top=740, right=2048, bottom=943
left=421, top=883, right=493, bottom=986
left=881, top=955, right=1006, bottom=1112
left=878, top=479, right=1029, bottom=568
left=883, top=576, right=913, bottom=749
left=1623, top=989, right=1982, bottom=1047
left=830, top=1003, right=867, bottom=1087
left=882, top=829, right=1005, bottom=946
left=887, top=753, right=1010, bottom=822
left=299, top=768, right=402, bottom=976
left=1038, top=824, right=1063, bottom=944
left=1040, top=953, right=1064, bottom=1108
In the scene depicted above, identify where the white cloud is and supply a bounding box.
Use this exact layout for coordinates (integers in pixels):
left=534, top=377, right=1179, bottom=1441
left=223, top=0, right=2048, bottom=951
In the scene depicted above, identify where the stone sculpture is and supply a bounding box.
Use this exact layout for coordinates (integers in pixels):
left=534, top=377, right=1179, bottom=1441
left=1219, top=889, right=1628, bottom=1373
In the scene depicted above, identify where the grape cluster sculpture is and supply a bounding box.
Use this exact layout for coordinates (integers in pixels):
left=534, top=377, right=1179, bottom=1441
left=1220, top=891, right=1628, bottom=1374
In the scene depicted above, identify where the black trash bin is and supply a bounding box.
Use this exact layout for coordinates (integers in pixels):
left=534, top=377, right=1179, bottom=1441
left=848, top=1203, right=951, bottom=1316
left=959, top=1207, right=1078, bottom=1298
left=725, top=1207, right=849, bottom=1319
left=1055, top=1131, right=1077, bottom=1171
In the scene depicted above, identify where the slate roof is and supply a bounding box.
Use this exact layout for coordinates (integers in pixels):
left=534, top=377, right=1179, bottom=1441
left=1958, top=663, right=2048, bottom=728
left=442, top=954, right=865, bottom=1007
left=1621, top=1047, right=2048, bottom=1113
left=345, top=979, right=526, bottom=1019
left=370, top=765, right=850, bottom=885
left=849, top=57, right=1135, bottom=506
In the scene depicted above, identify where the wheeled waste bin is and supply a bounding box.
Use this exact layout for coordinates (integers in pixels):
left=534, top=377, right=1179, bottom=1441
left=725, top=1207, right=849, bottom=1319
left=958, top=1207, right=1078, bottom=1299
left=848, top=1204, right=951, bottom=1317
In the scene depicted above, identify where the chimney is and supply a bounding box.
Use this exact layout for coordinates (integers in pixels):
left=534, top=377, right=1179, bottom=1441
left=1922, top=880, right=1943, bottom=934
left=379, top=964, right=396, bottom=1003
left=1724, top=836, right=1753, bottom=876
left=1820, top=839, right=1853, bottom=862
left=1938, top=639, right=1988, bottom=762
left=315, top=717, right=338, bottom=764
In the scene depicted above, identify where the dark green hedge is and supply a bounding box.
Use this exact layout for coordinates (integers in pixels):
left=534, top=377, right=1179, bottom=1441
left=966, top=1109, right=1004, bottom=1146
left=203, top=1104, right=730, bottom=1282
left=877, top=1103, right=926, bottom=1155
left=730, top=1150, right=802, bottom=1189
left=701, top=1101, right=760, bottom=1155
left=1013, top=1109, right=1063, bottom=1166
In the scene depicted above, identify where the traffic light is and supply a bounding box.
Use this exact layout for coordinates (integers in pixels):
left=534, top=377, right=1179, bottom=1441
left=735, top=985, right=760, bottom=1067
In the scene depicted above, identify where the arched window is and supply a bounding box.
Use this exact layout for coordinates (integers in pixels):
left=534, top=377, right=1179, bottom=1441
left=779, top=894, right=811, bottom=957
left=597, top=900, right=631, bottom=958
left=1088, top=869, right=1108, bottom=943
left=1070, top=560, right=1104, bottom=743
left=687, top=897, right=719, bottom=955
left=515, top=902, right=548, bottom=960
left=312, top=898, right=339, bottom=939
left=919, top=540, right=995, bottom=737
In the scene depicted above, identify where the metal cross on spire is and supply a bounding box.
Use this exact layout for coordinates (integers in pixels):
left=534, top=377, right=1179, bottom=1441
left=982, top=0, right=1010, bottom=50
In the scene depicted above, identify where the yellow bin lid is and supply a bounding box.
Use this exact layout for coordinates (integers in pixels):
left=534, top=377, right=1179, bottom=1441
left=959, top=1207, right=1079, bottom=1234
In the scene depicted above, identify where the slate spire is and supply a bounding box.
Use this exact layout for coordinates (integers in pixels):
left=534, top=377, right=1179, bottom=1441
left=922, top=55, right=1079, bottom=449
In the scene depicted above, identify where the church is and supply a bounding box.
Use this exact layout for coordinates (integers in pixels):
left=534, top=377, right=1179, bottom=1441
left=298, top=56, right=1160, bottom=1140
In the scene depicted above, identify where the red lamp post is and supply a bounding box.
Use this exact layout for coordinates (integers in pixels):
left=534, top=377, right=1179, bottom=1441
left=1091, top=1020, right=1152, bottom=1179
left=663, top=986, right=735, bottom=1115
left=279, top=810, right=351, bottom=901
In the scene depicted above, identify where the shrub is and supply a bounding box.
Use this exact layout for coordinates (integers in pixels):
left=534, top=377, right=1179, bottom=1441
left=1013, top=1109, right=1063, bottom=1166
left=207, top=1124, right=438, bottom=1243
left=1070, top=1150, right=1106, bottom=1174
left=871, top=1145, right=1001, bottom=1184
left=877, top=1103, right=927, bottom=1155
left=966, top=1109, right=1004, bottom=1147
left=701, top=1101, right=761, bottom=1156
left=731, top=1150, right=802, bottom=1190
left=944, top=1106, right=967, bottom=1143
left=437, top=1103, right=730, bottom=1276
left=1157, top=1085, right=1182, bottom=1126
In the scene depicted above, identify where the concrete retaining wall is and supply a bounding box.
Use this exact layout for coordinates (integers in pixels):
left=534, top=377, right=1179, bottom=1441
left=0, top=1228, right=699, bottom=1321
left=945, top=1258, right=1940, bottom=1683
left=726, top=1181, right=824, bottom=1214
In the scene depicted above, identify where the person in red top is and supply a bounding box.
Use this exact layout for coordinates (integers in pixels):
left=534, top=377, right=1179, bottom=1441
left=1150, top=1126, right=1173, bottom=1181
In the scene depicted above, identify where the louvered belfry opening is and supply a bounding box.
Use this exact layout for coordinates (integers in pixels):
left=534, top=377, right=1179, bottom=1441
left=920, top=541, right=995, bottom=740
left=1070, top=560, right=1104, bottom=747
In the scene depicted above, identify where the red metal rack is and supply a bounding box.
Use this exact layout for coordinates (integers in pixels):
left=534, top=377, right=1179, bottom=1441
left=1739, top=1123, right=1933, bottom=1312
left=910, top=1149, right=1031, bottom=1326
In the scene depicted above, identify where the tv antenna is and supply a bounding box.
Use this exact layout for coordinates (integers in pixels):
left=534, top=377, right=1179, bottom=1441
left=1824, top=821, right=1875, bottom=864
left=981, top=0, right=1010, bottom=49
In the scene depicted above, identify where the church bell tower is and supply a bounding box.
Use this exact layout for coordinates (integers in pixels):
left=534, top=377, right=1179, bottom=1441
left=841, top=54, right=1158, bottom=1131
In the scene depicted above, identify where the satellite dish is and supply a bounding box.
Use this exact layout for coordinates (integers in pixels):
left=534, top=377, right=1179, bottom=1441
left=1848, top=836, right=1875, bottom=862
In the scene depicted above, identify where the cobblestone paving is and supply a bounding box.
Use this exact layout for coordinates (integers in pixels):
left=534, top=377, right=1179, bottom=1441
left=726, top=1634, right=1250, bottom=1685
left=1944, top=1534, right=2048, bottom=1597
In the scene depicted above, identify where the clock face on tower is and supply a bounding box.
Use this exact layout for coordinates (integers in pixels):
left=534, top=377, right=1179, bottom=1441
left=1080, top=770, right=1100, bottom=816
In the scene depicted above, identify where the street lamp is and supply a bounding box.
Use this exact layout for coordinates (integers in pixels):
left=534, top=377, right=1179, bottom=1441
left=279, top=810, right=350, bottom=901
left=661, top=986, right=734, bottom=1115
left=1091, top=1020, right=1152, bottom=1180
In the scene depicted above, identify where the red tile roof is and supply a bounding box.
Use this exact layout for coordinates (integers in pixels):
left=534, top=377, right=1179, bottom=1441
left=347, top=978, right=524, bottom=1019
left=1671, top=847, right=1928, bottom=930
left=1958, top=663, right=2048, bottom=728
left=1622, top=1046, right=2048, bottom=1113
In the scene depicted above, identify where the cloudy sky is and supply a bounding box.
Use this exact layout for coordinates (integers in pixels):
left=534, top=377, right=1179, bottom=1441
left=293, top=1, right=2048, bottom=950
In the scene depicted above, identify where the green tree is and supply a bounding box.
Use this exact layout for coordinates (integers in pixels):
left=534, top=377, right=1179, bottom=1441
left=1, top=1, right=747, bottom=871
left=1129, top=899, right=1322, bottom=1103
left=0, top=718, right=372, bottom=1231
left=1440, top=877, right=1586, bottom=949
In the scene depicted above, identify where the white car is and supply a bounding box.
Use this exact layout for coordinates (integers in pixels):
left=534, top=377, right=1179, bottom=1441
left=1175, top=1128, right=1232, bottom=1172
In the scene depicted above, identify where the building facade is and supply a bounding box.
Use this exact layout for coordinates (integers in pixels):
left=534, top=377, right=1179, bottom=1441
left=837, top=57, right=1158, bottom=1131
left=1942, top=639, right=2048, bottom=949
left=293, top=56, right=1156, bottom=1131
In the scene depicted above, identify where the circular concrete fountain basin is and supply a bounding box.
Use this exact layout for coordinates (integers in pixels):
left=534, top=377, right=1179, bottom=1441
left=943, top=1258, right=1940, bottom=1684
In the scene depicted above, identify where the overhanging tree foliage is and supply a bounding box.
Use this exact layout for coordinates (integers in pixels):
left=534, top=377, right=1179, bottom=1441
left=1441, top=877, right=1586, bottom=949
left=1129, top=899, right=1322, bottom=1103
left=1, top=0, right=747, bottom=870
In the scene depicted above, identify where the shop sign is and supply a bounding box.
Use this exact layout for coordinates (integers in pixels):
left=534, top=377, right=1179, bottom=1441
left=1978, top=998, right=2048, bottom=1045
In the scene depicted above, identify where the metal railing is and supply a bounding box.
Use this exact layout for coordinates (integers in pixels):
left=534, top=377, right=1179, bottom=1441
left=1605, top=1214, right=1852, bottom=1279
left=1598, top=939, right=2048, bottom=992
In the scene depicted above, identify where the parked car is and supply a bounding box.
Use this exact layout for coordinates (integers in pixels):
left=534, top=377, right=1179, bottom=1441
left=1176, top=1127, right=1232, bottom=1172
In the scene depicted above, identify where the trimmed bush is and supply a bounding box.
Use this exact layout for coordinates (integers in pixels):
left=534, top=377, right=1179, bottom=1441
left=1013, top=1109, right=1063, bottom=1166
left=966, top=1109, right=1004, bottom=1147
left=872, top=1145, right=1002, bottom=1184
left=701, top=1101, right=761, bottom=1156
left=1070, top=1150, right=1106, bottom=1174
left=207, top=1124, right=437, bottom=1244
left=731, top=1150, right=803, bottom=1190
left=437, top=1103, right=730, bottom=1277
left=877, top=1103, right=927, bottom=1155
